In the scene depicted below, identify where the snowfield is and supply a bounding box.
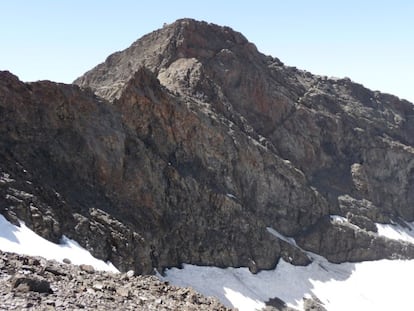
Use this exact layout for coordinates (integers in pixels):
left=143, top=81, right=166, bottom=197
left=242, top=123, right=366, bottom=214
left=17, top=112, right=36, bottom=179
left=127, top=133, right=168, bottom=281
left=163, top=256, right=414, bottom=311
left=1, top=213, right=414, bottom=310
left=0, top=214, right=118, bottom=272
left=163, top=220, right=414, bottom=311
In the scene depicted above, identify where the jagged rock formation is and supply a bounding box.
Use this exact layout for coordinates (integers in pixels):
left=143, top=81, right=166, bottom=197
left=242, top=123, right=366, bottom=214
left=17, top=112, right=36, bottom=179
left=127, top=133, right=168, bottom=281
left=0, top=250, right=229, bottom=310
left=1, top=18, right=414, bottom=276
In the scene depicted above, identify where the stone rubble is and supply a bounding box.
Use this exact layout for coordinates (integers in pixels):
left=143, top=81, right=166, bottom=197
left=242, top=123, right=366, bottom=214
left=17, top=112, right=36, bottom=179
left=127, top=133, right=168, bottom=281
left=0, top=250, right=231, bottom=311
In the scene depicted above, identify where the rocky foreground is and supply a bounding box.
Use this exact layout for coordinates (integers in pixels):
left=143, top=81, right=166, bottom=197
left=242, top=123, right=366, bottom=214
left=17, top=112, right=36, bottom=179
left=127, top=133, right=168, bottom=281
left=0, top=250, right=230, bottom=311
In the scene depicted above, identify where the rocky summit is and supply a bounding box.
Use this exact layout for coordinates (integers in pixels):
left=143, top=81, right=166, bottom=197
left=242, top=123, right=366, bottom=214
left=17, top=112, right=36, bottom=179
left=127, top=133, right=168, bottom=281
left=1, top=17, right=414, bottom=304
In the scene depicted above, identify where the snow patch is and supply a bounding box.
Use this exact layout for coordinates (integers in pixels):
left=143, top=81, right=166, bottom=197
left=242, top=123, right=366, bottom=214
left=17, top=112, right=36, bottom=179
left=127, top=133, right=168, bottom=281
left=376, top=221, right=414, bottom=244
left=0, top=214, right=119, bottom=273
left=329, top=215, right=348, bottom=223
left=163, top=255, right=414, bottom=311
left=266, top=227, right=297, bottom=247
left=226, top=193, right=237, bottom=199
left=329, top=215, right=360, bottom=230
left=0, top=172, right=15, bottom=183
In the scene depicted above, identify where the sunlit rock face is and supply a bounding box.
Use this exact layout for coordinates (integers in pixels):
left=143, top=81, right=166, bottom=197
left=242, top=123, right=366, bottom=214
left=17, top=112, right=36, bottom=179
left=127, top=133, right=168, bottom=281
left=1, top=18, right=414, bottom=275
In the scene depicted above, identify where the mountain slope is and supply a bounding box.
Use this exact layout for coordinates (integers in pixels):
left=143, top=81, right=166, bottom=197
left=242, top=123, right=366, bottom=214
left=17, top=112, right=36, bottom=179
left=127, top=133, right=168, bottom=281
left=75, top=19, right=414, bottom=261
left=75, top=19, right=414, bottom=224
left=1, top=18, right=414, bottom=281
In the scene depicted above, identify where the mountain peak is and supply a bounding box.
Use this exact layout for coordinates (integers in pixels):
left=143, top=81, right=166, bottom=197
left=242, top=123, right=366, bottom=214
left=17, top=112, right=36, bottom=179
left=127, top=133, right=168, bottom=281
left=41, top=18, right=414, bottom=271
left=161, top=18, right=249, bottom=46
left=74, top=18, right=257, bottom=101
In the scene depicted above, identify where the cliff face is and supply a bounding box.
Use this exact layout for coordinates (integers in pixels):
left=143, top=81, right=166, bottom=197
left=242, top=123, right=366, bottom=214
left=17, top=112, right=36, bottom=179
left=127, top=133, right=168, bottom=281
left=2, top=19, right=414, bottom=274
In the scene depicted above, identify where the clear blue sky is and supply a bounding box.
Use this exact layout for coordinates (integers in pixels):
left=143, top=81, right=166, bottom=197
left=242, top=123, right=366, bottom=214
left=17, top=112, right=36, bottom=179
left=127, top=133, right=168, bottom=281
left=1, top=0, right=413, bottom=102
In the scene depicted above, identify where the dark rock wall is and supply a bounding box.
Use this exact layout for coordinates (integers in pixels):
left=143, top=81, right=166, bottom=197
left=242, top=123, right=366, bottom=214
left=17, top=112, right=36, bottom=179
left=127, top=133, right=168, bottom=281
left=1, top=19, right=414, bottom=273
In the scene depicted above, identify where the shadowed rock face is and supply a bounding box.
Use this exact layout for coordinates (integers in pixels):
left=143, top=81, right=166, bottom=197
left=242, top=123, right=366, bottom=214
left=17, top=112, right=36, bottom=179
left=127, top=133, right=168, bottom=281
left=2, top=19, right=414, bottom=273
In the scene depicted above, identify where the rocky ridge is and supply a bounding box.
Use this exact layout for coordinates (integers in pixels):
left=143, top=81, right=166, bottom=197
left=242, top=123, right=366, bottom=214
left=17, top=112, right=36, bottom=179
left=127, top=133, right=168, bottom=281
left=1, top=18, right=414, bottom=278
